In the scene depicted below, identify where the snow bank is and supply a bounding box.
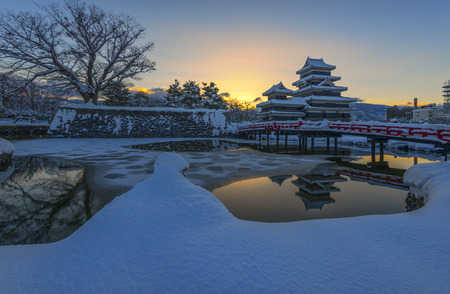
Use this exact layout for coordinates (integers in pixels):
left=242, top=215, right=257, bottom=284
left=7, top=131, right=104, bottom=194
left=1, top=153, right=450, bottom=293
left=404, top=161, right=450, bottom=211
left=0, top=138, right=14, bottom=154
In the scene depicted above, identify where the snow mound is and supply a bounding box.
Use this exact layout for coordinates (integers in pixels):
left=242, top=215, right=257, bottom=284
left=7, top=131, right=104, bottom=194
left=404, top=161, right=450, bottom=211
left=0, top=138, right=14, bottom=154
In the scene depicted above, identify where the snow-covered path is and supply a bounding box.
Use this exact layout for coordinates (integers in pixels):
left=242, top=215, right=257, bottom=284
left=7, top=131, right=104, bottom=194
left=1, top=139, right=450, bottom=293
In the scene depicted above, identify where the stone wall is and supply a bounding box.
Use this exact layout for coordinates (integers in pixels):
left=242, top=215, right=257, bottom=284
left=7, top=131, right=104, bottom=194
left=48, top=105, right=230, bottom=138
left=0, top=125, right=49, bottom=140
left=0, top=138, right=13, bottom=171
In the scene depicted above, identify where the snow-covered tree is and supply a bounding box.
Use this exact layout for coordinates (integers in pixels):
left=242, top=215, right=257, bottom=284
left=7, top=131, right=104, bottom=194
left=147, top=88, right=166, bottom=107
left=0, top=72, right=65, bottom=120
left=103, top=83, right=131, bottom=106
left=130, top=91, right=149, bottom=107
left=202, top=82, right=227, bottom=110
left=0, top=0, right=155, bottom=105
left=227, top=98, right=243, bottom=122
left=0, top=73, right=17, bottom=115
left=181, top=80, right=202, bottom=109
left=241, top=101, right=257, bottom=121
left=165, top=80, right=183, bottom=107
left=226, top=98, right=258, bottom=122
left=165, top=80, right=228, bottom=109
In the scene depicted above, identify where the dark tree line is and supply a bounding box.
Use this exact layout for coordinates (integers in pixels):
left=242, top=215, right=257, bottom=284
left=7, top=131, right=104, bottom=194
left=165, top=80, right=228, bottom=110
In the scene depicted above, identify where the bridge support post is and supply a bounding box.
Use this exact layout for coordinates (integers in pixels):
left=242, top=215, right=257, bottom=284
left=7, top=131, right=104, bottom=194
left=371, top=140, right=376, bottom=163
left=334, top=136, right=338, bottom=155
left=326, top=136, right=330, bottom=155
left=311, top=137, right=315, bottom=154
left=285, top=134, right=288, bottom=153
left=368, top=138, right=389, bottom=168
left=266, top=132, right=270, bottom=149
left=276, top=133, right=279, bottom=153
left=298, top=135, right=302, bottom=152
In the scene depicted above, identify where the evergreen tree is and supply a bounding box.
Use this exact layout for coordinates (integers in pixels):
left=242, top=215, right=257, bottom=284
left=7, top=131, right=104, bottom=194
left=165, top=80, right=183, bottom=107
left=202, top=82, right=227, bottom=109
left=181, top=80, right=202, bottom=109
left=103, top=83, right=131, bottom=106
left=130, top=91, right=149, bottom=107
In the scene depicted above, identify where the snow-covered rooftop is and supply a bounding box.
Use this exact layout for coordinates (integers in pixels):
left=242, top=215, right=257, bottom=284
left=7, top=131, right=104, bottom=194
left=262, top=82, right=293, bottom=96
left=296, top=57, right=336, bottom=75
left=60, top=104, right=229, bottom=113
left=258, top=110, right=305, bottom=116
left=292, top=84, right=348, bottom=96
left=257, top=97, right=309, bottom=107
left=292, top=75, right=341, bottom=87
left=304, top=95, right=358, bottom=103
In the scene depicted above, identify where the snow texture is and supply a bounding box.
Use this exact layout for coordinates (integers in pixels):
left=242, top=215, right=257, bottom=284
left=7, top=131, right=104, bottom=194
left=0, top=145, right=450, bottom=292
left=0, top=138, right=14, bottom=154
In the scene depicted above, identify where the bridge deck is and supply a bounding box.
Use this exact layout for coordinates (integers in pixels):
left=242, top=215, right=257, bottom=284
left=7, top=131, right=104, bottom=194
left=238, top=120, right=450, bottom=147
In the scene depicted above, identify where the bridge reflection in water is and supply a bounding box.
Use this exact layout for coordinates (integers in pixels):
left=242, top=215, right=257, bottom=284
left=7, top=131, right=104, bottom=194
left=212, top=155, right=430, bottom=223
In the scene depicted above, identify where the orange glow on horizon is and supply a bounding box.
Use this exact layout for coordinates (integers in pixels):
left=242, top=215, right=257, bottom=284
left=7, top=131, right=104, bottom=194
left=389, top=101, right=431, bottom=107
left=128, top=87, right=153, bottom=95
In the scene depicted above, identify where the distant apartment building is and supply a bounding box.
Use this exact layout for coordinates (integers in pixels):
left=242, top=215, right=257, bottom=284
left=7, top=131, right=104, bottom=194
left=386, top=105, right=413, bottom=122
left=412, top=104, right=443, bottom=121
left=443, top=80, right=450, bottom=113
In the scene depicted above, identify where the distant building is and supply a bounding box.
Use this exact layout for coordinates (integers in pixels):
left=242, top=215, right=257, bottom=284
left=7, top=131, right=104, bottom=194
left=412, top=104, right=442, bottom=121
left=443, top=80, right=450, bottom=113
left=257, top=57, right=357, bottom=121
left=386, top=105, right=413, bottom=122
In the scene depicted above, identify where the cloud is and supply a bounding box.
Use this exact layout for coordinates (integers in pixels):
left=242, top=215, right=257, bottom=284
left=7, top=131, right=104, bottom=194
left=148, top=87, right=167, bottom=99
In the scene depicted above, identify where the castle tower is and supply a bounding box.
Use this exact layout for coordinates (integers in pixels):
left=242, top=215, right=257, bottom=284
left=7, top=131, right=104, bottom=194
left=292, top=57, right=357, bottom=121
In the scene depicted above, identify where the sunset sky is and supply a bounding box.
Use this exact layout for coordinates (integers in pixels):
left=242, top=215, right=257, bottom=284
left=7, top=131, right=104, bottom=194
left=4, top=0, right=450, bottom=105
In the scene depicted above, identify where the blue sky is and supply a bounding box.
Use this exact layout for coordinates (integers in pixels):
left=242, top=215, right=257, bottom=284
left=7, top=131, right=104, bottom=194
left=3, top=0, right=450, bottom=105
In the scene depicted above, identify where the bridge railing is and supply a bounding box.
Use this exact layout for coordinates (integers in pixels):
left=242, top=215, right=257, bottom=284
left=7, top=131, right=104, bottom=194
left=237, top=120, right=450, bottom=143
left=339, top=169, right=410, bottom=190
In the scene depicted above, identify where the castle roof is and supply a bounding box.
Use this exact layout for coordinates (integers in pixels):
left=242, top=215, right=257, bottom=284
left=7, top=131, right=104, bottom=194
left=292, top=84, right=348, bottom=96
left=257, top=96, right=308, bottom=107
left=262, top=82, right=293, bottom=96
left=296, top=57, right=336, bottom=75
left=292, top=74, right=340, bottom=87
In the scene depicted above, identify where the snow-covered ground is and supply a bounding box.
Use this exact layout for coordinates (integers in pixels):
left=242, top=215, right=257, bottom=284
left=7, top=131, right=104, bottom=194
left=1, top=138, right=449, bottom=292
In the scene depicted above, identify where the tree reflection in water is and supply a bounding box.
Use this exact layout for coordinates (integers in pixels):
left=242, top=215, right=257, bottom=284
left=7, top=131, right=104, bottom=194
left=0, top=157, right=92, bottom=245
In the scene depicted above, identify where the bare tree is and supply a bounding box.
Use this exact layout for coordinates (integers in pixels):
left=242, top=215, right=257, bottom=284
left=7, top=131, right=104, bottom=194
left=0, top=72, right=21, bottom=117
left=0, top=0, right=155, bottom=105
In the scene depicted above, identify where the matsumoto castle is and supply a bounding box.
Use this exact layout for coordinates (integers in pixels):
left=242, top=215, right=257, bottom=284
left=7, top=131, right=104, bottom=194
left=257, top=57, right=357, bottom=121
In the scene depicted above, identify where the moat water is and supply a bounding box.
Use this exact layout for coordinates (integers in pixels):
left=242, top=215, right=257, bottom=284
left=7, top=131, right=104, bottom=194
left=0, top=140, right=436, bottom=245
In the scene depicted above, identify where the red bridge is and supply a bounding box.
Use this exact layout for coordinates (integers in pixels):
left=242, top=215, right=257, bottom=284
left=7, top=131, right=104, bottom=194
left=238, top=120, right=450, bottom=144
left=338, top=169, right=410, bottom=191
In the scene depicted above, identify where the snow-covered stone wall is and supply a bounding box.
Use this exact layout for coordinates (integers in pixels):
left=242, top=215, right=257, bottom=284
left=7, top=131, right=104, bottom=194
left=0, top=138, right=14, bottom=170
left=48, top=105, right=230, bottom=138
